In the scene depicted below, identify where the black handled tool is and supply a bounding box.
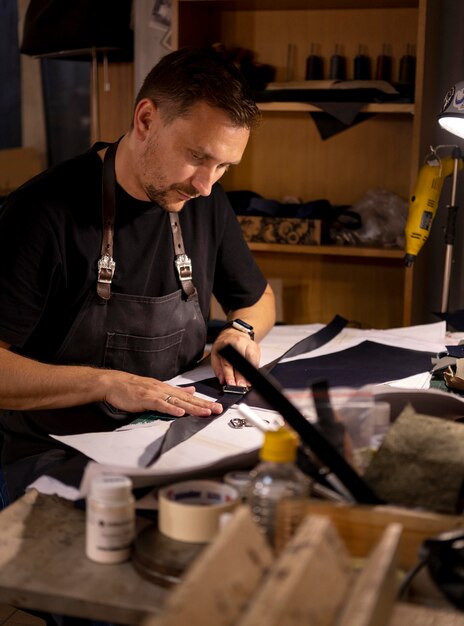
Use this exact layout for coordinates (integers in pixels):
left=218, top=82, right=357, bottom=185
left=220, top=344, right=383, bottom=505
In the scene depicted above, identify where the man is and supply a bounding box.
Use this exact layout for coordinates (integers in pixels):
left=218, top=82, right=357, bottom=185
left=0, top=47, right=275, bottom=500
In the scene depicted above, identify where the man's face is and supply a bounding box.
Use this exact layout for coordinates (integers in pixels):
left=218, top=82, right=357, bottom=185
left=136, top=101, right=250, bottom=212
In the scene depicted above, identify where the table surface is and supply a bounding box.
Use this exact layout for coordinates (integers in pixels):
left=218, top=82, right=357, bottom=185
left=0, top=490, right=168, bottom=624
left=4, top=492, right=464, bottom=626
left=0, top=322, right=455, bottom=624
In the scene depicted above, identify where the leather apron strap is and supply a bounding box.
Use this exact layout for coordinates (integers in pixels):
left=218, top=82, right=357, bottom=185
left=169, top=212, right=196, bottom=299
left=96, top=141, right=197, bottom=301
left=97, top=142, right=117, bottom=301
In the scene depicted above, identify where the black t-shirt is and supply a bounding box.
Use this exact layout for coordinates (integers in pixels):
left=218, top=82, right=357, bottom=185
left=0, top=145, right=267, bottom=363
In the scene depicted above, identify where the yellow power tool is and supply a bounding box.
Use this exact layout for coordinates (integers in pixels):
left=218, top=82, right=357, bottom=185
left=404, top=152, right=462, bottom=267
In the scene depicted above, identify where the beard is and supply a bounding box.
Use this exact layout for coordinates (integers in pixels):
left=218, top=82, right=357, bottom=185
left=144, top=182, right=199, bottom=212
left=139, top=133, right=199, bottom=211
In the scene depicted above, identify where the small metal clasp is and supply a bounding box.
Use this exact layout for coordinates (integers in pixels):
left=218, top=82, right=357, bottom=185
left=228, top=417, right=254, bottom=429
left=97, top=254, right=116, bottom=283
left=174, top=254, right=193, bottom=282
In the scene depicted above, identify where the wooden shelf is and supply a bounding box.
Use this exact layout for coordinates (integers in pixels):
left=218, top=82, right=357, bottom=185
left=175, top=0, right=431, bottom=328
left=247, top=242, right=411, bottom=327
left=179, top=1, right=419, bottom=11
left=258, top=102, right=415, bottom=114
left=248, top=242, right=405, bottom=259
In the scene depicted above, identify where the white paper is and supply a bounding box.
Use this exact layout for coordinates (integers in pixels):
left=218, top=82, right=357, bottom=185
left=51, top=421, right=172, bottom=467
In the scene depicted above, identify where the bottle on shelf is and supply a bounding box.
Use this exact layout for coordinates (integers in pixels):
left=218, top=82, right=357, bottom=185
left=375, top=43, right=392, bottom=82
left=305, top=43, right=323, bottom=80
left=286, top=43, right=297, bottom=81
left=247, top=428, right=311, bottom=550
left=353, top=44, right=371, bottom=80
left=329, top=43, right=346, bottom=81
left=398, top=43, right=416, bottom=85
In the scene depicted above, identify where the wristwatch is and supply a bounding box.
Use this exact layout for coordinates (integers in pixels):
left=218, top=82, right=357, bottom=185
left=221, top=318, right=255, bottom=340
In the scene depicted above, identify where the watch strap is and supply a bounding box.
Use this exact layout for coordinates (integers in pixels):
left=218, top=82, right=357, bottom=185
left=221, top=319, right=255, bottom=340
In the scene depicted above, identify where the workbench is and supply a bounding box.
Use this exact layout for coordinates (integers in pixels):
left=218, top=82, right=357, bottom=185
left=3, top=490, right=464, bottom=625
left=2, top=321, right=464, bottom=624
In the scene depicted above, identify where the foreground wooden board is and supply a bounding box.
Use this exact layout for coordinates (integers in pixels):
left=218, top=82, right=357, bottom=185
left=147, top=506, right=273, bottom=626
left=0, top=490, right=168, bottom=624
left=304, top=500, right=464, bottom=570
left=238, top=515, right=353, bottom=626
left=336, top=523, right=402, bottom=626
left=2, top=492, right=464, bottom=625
left=389, top=602, right=464, bottom=625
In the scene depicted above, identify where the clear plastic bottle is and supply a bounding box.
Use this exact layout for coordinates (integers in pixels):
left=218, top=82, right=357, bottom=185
left=247, top=428, right=311, bottom=549
left=86, top=475, right=135, bottom=564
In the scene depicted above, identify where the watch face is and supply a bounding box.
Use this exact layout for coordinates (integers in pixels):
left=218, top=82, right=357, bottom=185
left=232, top=319, right=253, bottom=335
left=221, top=319, right=254, bottom=340
left=234, top=319, right=253, bottom=332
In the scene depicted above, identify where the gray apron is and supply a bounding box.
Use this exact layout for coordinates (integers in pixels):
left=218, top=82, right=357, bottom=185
left=2, top=141, right=206, bottom=498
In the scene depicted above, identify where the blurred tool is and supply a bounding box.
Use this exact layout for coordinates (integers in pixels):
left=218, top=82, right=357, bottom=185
left=404, top=146, right=463, bottom=312
left=238, top=404, right=283, bottom=432
left=219, top=344, right=383, bottom=505
left=310, top=379, right=346, bottom=457
left=404, top=148, right=458, bottom=265
left=239, top=400, right=350, bottom=502
left=441, top=146, right=463, bottom=311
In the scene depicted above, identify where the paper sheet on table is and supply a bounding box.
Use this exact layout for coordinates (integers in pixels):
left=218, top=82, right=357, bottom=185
left=47, top=405, right=268, bottom=498
left=53, top=321, right=446, bottom=461
left=29, top=322, right=452, bottom=500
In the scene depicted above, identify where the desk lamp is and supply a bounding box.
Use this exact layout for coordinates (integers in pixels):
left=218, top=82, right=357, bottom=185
left=20, top=0, right=133, bottom=142
left=438, top=82, right=464, bottom=139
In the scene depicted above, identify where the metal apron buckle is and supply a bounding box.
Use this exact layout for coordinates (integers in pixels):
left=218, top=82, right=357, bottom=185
left=174, top=254, right=193, bottom=282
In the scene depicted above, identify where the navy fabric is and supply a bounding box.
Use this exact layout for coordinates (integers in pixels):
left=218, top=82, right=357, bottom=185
left=266, top=314, right=347, bottom=366
left=271, top=340, right=435, bottom=389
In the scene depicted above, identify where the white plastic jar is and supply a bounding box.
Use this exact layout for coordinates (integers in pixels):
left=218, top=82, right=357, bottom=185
left=86, top=475, right=135, bottom=564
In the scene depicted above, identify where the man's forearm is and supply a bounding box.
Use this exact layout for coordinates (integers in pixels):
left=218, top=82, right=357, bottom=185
left=209, top=283, right=276, bottom=386
left=0, top=344, right=108, bottom=410
left=226, top=282, right=276, bottom=343
left=0, top=343, right=223, bottom=417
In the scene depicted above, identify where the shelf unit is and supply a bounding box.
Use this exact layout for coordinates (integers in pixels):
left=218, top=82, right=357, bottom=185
left=173, top=0, right=436, bottom=328
left=246, top=243, right=411, bottom=327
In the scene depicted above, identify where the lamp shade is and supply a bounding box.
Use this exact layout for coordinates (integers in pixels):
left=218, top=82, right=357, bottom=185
left=438, top=81, right=464, bottom=139
left=20, top=0, right=133, bottom=62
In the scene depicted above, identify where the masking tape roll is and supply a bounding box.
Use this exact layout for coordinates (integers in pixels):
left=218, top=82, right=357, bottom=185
left=158, top=479, right=240, bottom=543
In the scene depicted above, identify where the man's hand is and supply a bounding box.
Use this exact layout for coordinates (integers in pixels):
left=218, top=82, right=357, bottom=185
left=101, top=371, right=223, bottom=418
left=210, top=328, right=260, bottom=386
left=209, top=283, right=275, bottom=386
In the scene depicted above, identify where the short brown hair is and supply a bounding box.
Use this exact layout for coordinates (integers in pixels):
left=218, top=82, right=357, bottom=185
left=134, top=47, right=261, bottom=129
